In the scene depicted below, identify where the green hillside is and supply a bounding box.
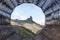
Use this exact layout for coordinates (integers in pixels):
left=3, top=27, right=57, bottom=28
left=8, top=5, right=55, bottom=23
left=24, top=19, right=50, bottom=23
left=12, top=25, right=35, bottom=38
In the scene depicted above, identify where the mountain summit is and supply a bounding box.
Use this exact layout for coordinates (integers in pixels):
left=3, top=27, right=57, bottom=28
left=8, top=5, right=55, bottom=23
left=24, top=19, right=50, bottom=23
left=26, top=16, right=33, bottom=22
left=11, top=16, right=43, bottom=34
left=26, top=16, right=35, bottom=23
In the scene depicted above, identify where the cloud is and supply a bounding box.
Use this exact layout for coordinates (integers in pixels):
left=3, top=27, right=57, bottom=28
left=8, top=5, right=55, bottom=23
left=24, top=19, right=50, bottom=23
left=33, top=18, right=45, bottom=25
left=11, top=11, right=27, bottom=20
left=11, top=3, right=45, bottom=25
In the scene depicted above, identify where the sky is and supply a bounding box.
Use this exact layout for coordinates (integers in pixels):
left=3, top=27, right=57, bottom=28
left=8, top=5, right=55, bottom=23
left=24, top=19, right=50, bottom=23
left=11, top=3, right=45, bottom=25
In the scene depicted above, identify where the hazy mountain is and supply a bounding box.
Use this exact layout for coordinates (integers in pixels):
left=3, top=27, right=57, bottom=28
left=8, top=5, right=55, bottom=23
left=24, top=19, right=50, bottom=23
left=12, top=16, right=34, bottom=23
left=12, top=16, right=43, bottom=26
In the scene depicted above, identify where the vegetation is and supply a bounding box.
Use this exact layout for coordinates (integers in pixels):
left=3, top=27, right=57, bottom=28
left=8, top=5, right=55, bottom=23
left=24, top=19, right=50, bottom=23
left=11, top=17, right=42, bottom=38
left=12, top=25, right=35, bottom=38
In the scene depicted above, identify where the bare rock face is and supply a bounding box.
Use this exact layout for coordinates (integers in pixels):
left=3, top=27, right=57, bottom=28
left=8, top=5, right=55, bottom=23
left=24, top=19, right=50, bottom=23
left=26, top=16, right=33, bottom=23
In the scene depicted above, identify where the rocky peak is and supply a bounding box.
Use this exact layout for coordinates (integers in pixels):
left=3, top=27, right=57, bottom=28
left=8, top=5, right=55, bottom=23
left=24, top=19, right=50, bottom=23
left=26, top=16, right=34, bottom=23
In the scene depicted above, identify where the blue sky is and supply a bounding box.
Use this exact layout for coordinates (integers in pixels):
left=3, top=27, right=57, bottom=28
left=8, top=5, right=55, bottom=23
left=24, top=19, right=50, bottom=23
left=11, top=3, right=45, bottom=25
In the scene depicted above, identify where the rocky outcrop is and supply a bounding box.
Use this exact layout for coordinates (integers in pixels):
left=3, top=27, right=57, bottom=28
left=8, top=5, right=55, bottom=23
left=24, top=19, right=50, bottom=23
left=0, top=0, right=60, bottom=25
left=26, top=16, right=34, bottom=23
left=11, top=17, right=43, bottom=34
left=0, top=0, right=60, bottom=40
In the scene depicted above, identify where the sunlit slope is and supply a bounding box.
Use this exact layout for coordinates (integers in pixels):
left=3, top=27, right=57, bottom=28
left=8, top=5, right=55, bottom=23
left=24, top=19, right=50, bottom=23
left=11, top=20, right=43, bottom=34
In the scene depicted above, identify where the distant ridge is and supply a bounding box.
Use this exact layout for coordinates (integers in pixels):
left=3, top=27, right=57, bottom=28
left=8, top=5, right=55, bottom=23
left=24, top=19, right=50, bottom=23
left=11, top=16, right=43, bottom=34
left=12, top=16, right=42, bottom=26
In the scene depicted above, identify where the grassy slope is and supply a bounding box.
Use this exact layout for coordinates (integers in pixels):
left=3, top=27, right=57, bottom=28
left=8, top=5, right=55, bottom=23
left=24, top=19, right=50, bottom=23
left=12, top=25, right=35, bottom=38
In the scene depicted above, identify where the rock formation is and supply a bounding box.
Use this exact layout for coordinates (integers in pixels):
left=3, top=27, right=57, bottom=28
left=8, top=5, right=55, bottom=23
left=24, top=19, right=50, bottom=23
left=0, top=0, right=60, bottom=40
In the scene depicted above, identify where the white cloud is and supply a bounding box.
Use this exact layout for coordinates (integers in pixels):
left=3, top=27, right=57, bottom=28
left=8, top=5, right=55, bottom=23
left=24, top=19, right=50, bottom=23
left=11, top=11, right=27, bottom=20
left=33, top=18, right=45, bottom=25
left=11, top=3, right=45, bottom=25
